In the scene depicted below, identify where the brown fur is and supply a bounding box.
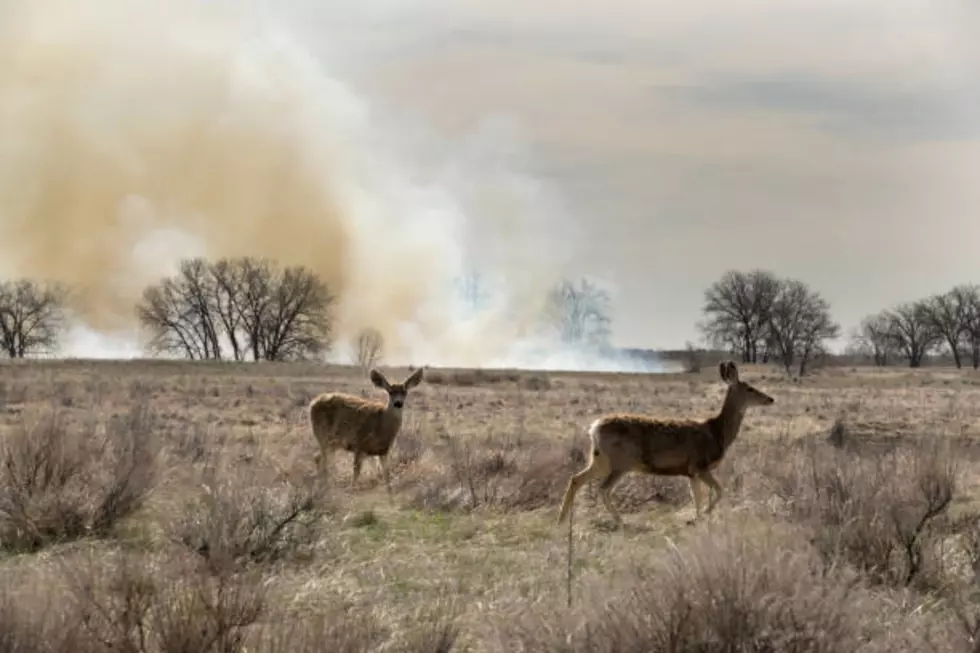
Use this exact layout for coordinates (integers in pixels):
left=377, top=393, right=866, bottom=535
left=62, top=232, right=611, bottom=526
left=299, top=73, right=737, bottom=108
left=309, top=367, right=424, bottom=495
left=556, top=361, right=774, bottom=527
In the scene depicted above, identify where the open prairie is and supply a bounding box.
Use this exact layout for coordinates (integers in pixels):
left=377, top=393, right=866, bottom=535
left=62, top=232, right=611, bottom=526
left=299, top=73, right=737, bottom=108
left=2, top=359, right=980, bottom=651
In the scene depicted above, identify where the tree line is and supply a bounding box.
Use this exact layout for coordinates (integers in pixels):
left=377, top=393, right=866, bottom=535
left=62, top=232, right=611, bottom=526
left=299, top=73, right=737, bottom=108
left=849, top=286, right=980, bottom=369
left=5, top=258, right=977, bottom=373
left=0, top=258, right=615, bottom=364
left=699, top=270, right=980, bottom=373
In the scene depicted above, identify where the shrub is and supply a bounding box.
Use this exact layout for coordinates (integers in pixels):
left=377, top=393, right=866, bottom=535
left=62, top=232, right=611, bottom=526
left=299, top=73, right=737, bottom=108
left=0, top=404, right=161, bottom=552
left=0, top=574, right=82, bottom=653
left=425, top=368, right=521, bottom=387
left=63, top=548, right=266, bottom=653
left=168, top=463, right=322, bottom=573
left=780, top=438, right=957, bottom=588
left=501, top=522, right=918, bottom=652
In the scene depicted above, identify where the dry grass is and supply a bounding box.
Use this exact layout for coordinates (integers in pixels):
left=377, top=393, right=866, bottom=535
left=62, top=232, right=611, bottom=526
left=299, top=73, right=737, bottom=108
left=3, top=359, right=980, bottom=650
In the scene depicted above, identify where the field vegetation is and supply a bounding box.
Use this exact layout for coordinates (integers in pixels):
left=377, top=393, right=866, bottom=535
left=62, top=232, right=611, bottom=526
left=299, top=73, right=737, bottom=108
left=2, top=360, right=980, bottom=651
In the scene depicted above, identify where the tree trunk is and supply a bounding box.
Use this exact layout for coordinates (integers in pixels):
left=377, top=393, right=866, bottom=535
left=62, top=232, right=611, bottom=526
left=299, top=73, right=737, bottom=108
left=948, top=338, right=962, bottom=368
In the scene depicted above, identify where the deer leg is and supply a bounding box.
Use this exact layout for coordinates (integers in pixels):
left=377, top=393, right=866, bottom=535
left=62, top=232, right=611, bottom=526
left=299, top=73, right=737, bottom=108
left=700, top=471, right=724, bottom=514
left=599, top=471, right=626, bottom=528
left=688, top=476, right=705, bottom=522
left=351, top=452, right=364, bottom=489
left=315, top=444, right=335, bottom=486
left=557, top=449, right=612, bottom=525
left=378, top=455, right=393, bottom=499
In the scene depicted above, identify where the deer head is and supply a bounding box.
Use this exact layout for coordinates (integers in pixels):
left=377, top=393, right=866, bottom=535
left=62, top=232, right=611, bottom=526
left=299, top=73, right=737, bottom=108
left=719, top=360, right=774, bottom=407
left=370, top=367, right=425, bottom=410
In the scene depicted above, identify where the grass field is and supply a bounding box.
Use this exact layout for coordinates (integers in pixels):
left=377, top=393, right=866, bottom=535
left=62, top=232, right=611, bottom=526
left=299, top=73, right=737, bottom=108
left=2, top=359, right=980, bottom=651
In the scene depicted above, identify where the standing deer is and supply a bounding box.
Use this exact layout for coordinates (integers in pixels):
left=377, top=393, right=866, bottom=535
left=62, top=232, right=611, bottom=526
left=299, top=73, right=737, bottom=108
left=557, top=361, right=774, bottom=527
left=309, top=367, right=424, bottom=496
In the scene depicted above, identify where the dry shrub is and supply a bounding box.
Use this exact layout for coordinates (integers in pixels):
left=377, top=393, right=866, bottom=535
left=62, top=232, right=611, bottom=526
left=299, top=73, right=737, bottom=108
left=520, top=374, right=552, bottom=391
left=828, top=415, right=849, bottom=448
left=933, top=512, right=980, bottom=651
left=0, top=572, right=82, bottom=653
left=501, top=523, right=919, bottom=652
left=0, top=547, right=267, bottom=653
left=0, top=539, right=459, bottom=653
left=425, top=368, right=521, bottom=387
left=168, top=463, right=323, bottom=572
left=165, top=423, right=227, bottom=465
left=407, top=435, right=584, bottom=513
left=61, top=548, right=266, bottom=653
left=777, top=438, right=958, bottom=588
left=404, top=437, right=490, bottom=512
left=394, top=604, right=461, bottom=653
left=64, top=547, right=457, bottom=653
left=392, top=423, right=426, bottom=470
left=246, top=612, right=386, bottom=653
left=407, top=433, right=690, bottom=516
left=494, top=439, right=693, bottom=514
left=250, top=604, right=459, bottom=653
left=0, top=404, right=161, bottom=552
left=498, top=440, right=579, bottom=511
left=598, top=474, right=692, bottom=514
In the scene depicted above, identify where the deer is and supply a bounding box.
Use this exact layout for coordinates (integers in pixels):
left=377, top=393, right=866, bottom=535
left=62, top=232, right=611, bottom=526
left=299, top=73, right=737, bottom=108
left=556, top=360, right=774, bottom=528
left=309, top=367, right=425, bottom=496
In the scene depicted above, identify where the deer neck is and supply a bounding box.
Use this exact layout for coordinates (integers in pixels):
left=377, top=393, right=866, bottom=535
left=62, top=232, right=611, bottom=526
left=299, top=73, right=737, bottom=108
left=382, top=406, right=404, bottom=430
left=712, top=388, right=746, bottom=451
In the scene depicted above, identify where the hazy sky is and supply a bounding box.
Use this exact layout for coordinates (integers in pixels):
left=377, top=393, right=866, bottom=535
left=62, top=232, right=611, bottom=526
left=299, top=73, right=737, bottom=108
left=288, top=0, right=980, bottom=349
left=2, top=0, right=978, bottom=359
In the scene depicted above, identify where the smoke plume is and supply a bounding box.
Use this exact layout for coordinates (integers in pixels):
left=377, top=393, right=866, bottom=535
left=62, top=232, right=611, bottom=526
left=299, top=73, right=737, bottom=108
left=0, top=0, right=663, bottom=372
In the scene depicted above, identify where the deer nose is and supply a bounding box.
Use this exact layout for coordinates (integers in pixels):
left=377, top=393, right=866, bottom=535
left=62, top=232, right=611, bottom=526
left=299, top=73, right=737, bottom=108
left=393, top=400, right=404, bottom=408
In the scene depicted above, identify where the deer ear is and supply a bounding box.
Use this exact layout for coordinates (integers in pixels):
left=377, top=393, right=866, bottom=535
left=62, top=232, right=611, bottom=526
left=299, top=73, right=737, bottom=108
left=404, top=366, right=424, bottom=389
left=719, top=361, right=739, bottom=384
left=370, top=368, right=391, bottom=390
left=727, top=361, right=740, bottom=383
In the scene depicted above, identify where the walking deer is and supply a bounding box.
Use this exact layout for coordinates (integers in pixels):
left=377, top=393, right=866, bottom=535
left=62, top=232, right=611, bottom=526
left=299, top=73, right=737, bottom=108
left=309, top=367, right=425, bottom=495
left=557, top=361, right=774, bottom=527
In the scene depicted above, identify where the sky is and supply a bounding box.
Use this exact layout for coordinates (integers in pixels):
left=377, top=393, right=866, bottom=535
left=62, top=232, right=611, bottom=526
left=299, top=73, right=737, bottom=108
left=1, top=0, right=978, bottom=359
left=291, top=0, right=980, bottom=348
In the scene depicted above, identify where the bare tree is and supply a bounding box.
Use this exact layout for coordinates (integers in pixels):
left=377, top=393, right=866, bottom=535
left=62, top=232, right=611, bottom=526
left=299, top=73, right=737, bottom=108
left=138, top=257, right=335, bottom=361
left=456, top=272, right=491, bottom=312
left=353, top=328, right=384, bottom=369
left=920, top=290, right=970, bottom=368
left=885, top=302, right=938, bottom=368
left=136, top=258, right=222, bottom=360
left=766, top=279, right=840, bottom=376
left=257, top=264, right=334, bottom=361
left=700, top=270, right=781, bottom=363
left=210, top=258, right=248, bottom=361
left=234, top=257, right=275, bottom=362
left=953, top=285, right=980, bottom=369
left=179, top=258, right=222, bottom=360
left=544, top=278, right=612, bottom=348
left=137, top=278, right=210, bottom=360
left=0, top=279, right=68, bottom=358
left=851, top=313, right=897, bottom=366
